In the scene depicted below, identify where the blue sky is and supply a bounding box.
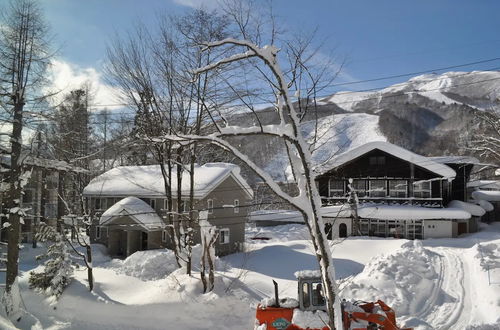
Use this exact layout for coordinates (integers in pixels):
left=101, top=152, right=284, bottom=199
left=38, top=0, right=500, bottom=104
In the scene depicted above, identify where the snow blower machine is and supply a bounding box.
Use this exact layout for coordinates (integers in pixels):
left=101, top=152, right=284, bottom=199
left=255, top=271, right=412, bottom=330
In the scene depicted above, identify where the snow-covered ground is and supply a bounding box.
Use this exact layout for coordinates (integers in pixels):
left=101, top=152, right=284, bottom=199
left=2, top=222, right=500, bottom=329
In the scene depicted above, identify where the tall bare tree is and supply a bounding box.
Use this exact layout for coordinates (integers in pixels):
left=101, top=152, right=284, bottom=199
left=0, top=0, right=51, bottom=318
left=162, top=37, right=342, bottom=329
left=105, top=9, right=233, bottom=276
left=467, top=106, right=500, bottom=164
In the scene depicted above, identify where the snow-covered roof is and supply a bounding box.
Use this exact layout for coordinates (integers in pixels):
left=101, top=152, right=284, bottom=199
left=294, top=270, right=321, bottom=279
left=476, top=199, right=494, bottom=212
left=321, top=204, right=352, bottom=218
left=249, top=205, right=352, bottom=223
left=357, top=203, right=470, bottom=220
left=249, top=210, right=304, bottom=223
left=429, top=155, right=480, bottom=165
left=447, top=200, right=485, bottom=217
left=321, top=141, right=456, bottom=179
left=83, top=163, right=253, bottom=199
left=249, top=203, right=470, bottom=222
left=1, top=154, right=88, bottom=173
left=471, top=190, right=500, bottom=202
left=100, top=197, right=163, bottom=229
left=467, top=180, right=500, bottom=190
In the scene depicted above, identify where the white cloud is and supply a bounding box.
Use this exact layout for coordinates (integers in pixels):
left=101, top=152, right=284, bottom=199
left=172, top=0, right=220, bottom=10
left=45, top=59, right=123, bottom=111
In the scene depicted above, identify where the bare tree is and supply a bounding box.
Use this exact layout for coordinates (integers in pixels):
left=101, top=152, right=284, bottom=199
left=0, top=0, right=52, bottom=318
left=161, top=38, right=342, bottom=329
left=467, top=107, right=500, bottom=164
left=105, top=10, right=234, bottom=276
left=199, top=211, right=218, bottom=293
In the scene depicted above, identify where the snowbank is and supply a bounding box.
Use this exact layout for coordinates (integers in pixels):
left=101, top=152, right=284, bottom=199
left=472, top=190, right=500, bottom=202
left=448, top=200, right=485, bottom=217
left=477, top=200, right=494, bottom=212
left=342, top=241, right=438, bottom=317
left=109, top=249, right=179, bottom=281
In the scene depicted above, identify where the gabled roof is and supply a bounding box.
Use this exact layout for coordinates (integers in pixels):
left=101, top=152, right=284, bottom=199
left=83, top=162, right=253, bottom=199
left=320, top=141, right=456, bottom=179
left=100, top=197, right=163, bottom=229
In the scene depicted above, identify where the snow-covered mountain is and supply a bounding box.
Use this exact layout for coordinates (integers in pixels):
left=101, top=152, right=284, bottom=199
left=320, top=71, right=500, bottom=112
left=231, top=71, right=500, bottom=181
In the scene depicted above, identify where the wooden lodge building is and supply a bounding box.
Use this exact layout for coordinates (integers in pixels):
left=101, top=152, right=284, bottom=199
left=315, top=141, right=487, bottom=240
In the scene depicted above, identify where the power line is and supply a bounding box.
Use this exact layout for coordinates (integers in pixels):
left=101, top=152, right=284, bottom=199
left=327, top=57, right=500, bottom=88
left=5, top=64, right=500, bottom=127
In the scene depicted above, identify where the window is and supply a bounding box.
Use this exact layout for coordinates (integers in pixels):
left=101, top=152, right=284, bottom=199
left=328, top=179, right=344, bottom=197
left=389, top=180, right=407, bottom=198
left=369, top=180, right=386, bottom=197
left=162, top=230, right=168, bottom=242
left=414, top=181, right=431, bottom=198
left=94, top=198, right=103, bottom=210
left=207, top=199, right=214, bottom=214
left=179, top=200, right=190, bottom=213
left=162, top=199, right=169, bottom=210
left=311, top=282, right=326, bottom=306
left=302, top=282, right=310, bottom=308
left=369, top=156, right=386, bottom=166
left=150, top=199, right=156, bottom=209
left=234, top=199, right=239, bottom=214
left=352, top=179, right=367, bottom=197
left=219, top=228, right=230, bottom=244
left=106, top=198, right=116, bottom=208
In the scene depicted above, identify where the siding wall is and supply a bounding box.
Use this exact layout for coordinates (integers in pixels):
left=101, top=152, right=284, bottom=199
left=87, top=174, right=251, bottom=256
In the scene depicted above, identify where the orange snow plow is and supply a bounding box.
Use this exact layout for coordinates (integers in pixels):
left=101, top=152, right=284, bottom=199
left=255, top=273, right=412, bottom=330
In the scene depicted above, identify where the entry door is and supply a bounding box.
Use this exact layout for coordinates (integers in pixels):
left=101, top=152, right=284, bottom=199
left=325, top=223, right=333, bottom=240
left=457, top=222, right=467, bottom=235
left=141, top=232, right=148, bottom=250
left=339, top=223, right=348, bottom=238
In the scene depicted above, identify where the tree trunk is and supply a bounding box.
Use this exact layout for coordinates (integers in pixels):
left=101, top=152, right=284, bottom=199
left=86, top=245, right=93, bottom=291
left=5, top=101, right=24, bottom=317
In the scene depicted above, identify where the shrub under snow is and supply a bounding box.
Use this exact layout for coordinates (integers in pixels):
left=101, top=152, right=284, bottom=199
left=29, top=225, right=73, bottom=299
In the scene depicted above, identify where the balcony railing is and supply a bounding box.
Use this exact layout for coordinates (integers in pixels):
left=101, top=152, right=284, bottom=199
left=322, top=196, right=443, bottom=207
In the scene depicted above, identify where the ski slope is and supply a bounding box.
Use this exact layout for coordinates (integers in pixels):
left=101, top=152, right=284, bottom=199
left=265, top=113, right=386, bottom=180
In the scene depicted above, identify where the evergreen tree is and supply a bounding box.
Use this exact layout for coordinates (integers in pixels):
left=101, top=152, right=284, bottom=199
left=29, top=224, right=73, bottom=298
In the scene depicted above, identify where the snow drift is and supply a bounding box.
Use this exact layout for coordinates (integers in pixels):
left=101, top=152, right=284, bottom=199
left=342, top=241, right=438, bottom=318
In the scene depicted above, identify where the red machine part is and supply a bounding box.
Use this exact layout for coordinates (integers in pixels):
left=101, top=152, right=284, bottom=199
left=342, top=300, right=413, bottom=330
left=255, top=304, right=328, bottom=330
left=255, top=301, right=413, bottom=330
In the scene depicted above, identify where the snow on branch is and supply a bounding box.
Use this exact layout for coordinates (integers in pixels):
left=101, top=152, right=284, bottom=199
left=218, top=124, right=294, bottom=139
left=157, top=133, right=304, bottom=209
